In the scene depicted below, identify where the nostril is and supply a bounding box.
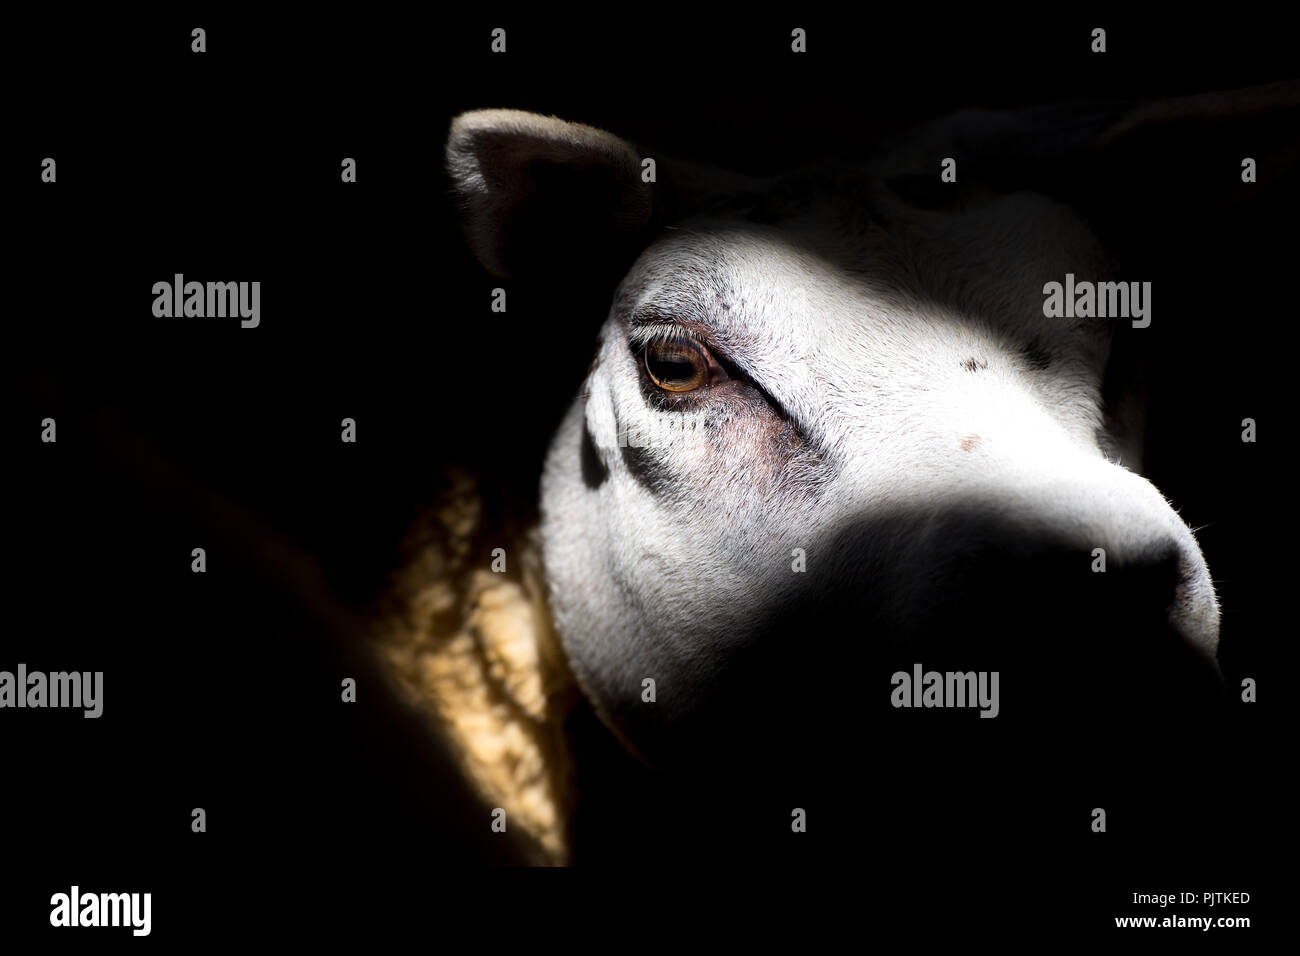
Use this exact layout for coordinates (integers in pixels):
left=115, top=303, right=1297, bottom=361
left=1084, top=545, right=1182, bottom=626
left=1001, top=542, right=1217, bottom=704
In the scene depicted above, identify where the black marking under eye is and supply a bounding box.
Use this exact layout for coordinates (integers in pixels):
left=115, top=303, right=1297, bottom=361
left=581, top=418, right=608, bottom=490
left=620, top=441, right=673, bottom=495
left=1022, top=341, right=1053, bottom=371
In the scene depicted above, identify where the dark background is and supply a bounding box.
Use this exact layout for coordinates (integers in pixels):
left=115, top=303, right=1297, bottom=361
left=7, top=9, right=1291, bottom=943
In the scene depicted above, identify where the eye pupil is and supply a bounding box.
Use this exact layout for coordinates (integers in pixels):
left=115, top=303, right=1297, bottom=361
left=646, top=342, right=708, bottom=391
left=652, top=356, right=695, bottom=381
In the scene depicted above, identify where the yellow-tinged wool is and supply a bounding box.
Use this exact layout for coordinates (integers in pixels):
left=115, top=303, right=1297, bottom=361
left=371, top=472, right=575, bottom=864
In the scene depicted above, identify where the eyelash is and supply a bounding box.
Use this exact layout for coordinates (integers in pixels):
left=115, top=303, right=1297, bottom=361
left=629, top=323, right=708, bottom=354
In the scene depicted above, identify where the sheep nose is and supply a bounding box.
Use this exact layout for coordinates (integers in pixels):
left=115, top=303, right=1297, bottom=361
left=934, top=539, right=1181, bottom=636
left=887, top=529, right=1223, bottom=717
left=649, top=471, right=1224, bottom=773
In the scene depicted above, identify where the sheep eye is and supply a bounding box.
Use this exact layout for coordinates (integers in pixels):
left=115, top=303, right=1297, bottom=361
left=645, top=338, right=711, bottom=392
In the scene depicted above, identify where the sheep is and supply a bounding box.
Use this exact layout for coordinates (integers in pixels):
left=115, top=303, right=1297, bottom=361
left=368, top=87, right=1293, bottom=864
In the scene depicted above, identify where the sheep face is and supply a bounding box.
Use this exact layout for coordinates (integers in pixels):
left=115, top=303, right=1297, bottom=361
left=448, top=109, right=1221, bottom=770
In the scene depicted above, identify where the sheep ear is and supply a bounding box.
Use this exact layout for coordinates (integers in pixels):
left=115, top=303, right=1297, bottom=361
left=874, top=80, right=1300, bottom=198
left=446, top=109, right=654, bottom=279
left=1093, top=81, right=1300, bottom=154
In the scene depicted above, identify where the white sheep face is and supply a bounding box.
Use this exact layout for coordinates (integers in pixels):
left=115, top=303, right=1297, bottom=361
left=448, top=109, right=1221, bottom=768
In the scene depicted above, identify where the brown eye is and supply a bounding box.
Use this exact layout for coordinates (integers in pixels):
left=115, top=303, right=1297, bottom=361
left=645, top=338, right=711, bottom=391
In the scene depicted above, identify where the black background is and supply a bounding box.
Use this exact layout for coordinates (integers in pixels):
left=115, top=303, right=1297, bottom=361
left=7, top=9, right=1291, bottom=944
